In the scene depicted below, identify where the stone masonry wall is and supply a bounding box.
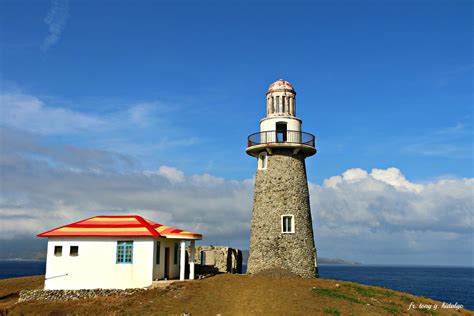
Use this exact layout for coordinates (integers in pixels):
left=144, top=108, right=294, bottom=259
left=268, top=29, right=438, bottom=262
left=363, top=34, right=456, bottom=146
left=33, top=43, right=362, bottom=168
left=187, top=246, right=242, bottom=275
left=247, top=149, right=316, bottom=278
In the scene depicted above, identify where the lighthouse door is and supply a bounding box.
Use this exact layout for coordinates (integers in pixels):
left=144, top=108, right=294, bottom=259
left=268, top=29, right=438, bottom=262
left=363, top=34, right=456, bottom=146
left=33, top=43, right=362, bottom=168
left=276, top=122, right=287, bottom=142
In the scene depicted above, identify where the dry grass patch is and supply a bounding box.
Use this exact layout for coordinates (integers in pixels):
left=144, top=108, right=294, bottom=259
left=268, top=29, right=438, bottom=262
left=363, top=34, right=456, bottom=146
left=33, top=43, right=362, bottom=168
left=1, top=274, right=472, bottom=315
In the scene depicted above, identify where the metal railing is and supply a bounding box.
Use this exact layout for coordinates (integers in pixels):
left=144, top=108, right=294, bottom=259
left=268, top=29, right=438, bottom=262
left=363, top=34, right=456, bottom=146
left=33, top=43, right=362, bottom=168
left=247, top=130, right=315, bottom=148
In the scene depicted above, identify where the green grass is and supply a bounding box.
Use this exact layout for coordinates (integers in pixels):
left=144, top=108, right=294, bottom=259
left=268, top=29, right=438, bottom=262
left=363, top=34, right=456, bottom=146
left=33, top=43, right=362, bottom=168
left=420, top=308, right=438, bottom=316
left=400, top=295, right=413, bottom=303
left=324, top=307, right=341, bottom=315
left=342, top=283, right=394, bottom=298
left=384, top=302, right=401, bottom=315
left=312, top=288, right=362, bottom=304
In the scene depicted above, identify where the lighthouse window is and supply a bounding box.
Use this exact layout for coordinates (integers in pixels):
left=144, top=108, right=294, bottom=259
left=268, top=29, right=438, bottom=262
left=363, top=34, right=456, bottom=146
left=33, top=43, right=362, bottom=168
left=258, top=152, right=267, bottom=170
left=281, top=215, right=294, bottom=233
left=282, top=96, right=286, bottom=113
left=276, top=96, right=280, bottom=112
left=271, top=97, right=274, bottom=113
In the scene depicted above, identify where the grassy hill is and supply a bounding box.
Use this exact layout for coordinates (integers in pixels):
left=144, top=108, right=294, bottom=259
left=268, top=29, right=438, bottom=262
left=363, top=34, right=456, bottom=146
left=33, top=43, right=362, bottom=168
left=1, top=274, right=472, bottom=315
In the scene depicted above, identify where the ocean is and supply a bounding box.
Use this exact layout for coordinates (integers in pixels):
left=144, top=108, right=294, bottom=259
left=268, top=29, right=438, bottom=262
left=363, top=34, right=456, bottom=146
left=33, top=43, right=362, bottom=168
left=0, top=260, right=46, bottom=280
left=318, top=265, right=473, bottom=311
left=1, top=260, right=472, bottom=310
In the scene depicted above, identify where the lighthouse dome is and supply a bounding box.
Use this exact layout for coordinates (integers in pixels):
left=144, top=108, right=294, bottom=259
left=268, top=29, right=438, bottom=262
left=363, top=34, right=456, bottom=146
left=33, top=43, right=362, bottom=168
left=265, top=79, right=297, bottom=117
left=267, top=79, right=295, bottom=94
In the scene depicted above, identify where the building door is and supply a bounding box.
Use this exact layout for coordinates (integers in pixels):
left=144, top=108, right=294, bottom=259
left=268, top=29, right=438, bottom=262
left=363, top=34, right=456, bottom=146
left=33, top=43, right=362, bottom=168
left=164, top=247, right=170, bottom=279
left=276, top=122, right=287, bottom=142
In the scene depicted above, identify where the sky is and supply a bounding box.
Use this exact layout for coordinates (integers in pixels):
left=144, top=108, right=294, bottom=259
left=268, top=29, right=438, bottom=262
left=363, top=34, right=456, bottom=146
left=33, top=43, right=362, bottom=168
left=0, top=0, right=472, bottom=265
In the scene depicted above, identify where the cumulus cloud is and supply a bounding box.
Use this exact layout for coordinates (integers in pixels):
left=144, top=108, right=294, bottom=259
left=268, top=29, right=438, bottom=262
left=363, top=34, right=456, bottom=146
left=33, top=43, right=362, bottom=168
left=312, top=167, right=472, bottom=264
left=41, top=0, right=70, bottom=52
left=0, top=128, right=472, bottom=264
left=146, top=166, right=185, bottom=184
left=314, top=167, right=472, bottom=234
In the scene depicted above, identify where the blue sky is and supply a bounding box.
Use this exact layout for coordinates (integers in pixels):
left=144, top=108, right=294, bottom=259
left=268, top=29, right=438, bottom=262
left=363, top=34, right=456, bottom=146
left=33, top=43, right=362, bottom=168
left=0, top=0, right=472, bottom=265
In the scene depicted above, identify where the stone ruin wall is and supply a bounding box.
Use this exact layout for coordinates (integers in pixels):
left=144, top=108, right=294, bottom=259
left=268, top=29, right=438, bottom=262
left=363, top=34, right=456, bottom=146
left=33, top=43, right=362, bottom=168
left=186, top=246, right=242, bottom=275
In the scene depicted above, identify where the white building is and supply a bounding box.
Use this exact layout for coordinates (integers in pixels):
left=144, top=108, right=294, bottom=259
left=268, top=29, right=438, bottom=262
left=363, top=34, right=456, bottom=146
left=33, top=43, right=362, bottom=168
left=37, top=215, right=202, bottom=290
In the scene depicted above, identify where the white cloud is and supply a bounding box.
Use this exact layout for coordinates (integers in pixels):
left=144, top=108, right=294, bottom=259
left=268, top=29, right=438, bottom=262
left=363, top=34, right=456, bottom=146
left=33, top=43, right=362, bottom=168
left=336, top=167, right=424, bottom=193
left=0, top=129, right=472, bottom=263
left=311, top=167, right=472, bottom=263
left=342, top=168, right=368, bottom=182
left=41, top=0, right=70, bottom=52
left=149, top=166, right=185, bottom=184
left=0, top=92, right=204, bottom=159
left=314, top=167, right=472, bottom=233
left=0, top=93, right=106, bottom=134
left=0, top=130, right=254, bottom=244
left=370, top=167, right=423, bottom=192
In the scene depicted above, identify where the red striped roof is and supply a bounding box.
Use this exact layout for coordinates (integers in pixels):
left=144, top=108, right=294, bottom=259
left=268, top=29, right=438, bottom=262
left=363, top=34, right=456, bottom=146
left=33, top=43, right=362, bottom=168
left=37, top=215, right=202, bottom=240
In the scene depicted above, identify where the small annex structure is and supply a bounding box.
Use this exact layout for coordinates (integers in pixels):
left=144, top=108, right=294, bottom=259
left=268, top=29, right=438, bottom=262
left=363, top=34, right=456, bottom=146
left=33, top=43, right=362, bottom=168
left=37, top=215, right=202, bottom=290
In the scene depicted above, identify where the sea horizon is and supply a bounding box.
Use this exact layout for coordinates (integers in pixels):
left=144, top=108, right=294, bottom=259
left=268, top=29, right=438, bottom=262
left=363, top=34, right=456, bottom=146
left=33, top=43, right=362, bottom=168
left=1, top=258, right=472, bottom=269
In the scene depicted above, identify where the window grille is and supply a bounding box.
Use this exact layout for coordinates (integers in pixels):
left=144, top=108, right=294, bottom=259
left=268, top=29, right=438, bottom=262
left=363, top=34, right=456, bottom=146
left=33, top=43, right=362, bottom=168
left=116, top=241, right=133, bottom=264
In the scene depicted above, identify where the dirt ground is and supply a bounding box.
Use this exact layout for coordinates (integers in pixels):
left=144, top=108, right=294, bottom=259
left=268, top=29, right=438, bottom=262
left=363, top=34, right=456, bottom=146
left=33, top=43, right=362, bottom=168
left=1, top=274, right=472, bottom=315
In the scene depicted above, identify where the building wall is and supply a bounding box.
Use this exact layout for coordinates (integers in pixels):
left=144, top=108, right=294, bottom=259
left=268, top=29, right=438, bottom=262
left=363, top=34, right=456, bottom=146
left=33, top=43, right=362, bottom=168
left=247, top=150, right=317, bottom=278
left=151, top=238, right=181, bottom=280
left=44, top=237, right=154, bottom=290
left=260, top=116, right=301, bottom=133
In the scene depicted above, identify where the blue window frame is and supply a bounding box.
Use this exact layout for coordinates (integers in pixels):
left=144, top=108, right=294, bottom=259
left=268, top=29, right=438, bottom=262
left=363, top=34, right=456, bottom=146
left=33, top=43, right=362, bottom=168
left=116, top=241, right=133, bottom=264
left=155, top=241, right=161, bottom=264
left=174, top=243, right=178, bottom=264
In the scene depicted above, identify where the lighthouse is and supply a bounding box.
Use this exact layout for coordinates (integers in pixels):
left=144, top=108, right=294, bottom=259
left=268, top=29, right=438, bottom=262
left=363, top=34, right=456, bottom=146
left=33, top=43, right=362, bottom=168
left=246, top=79, right=318, bottom=278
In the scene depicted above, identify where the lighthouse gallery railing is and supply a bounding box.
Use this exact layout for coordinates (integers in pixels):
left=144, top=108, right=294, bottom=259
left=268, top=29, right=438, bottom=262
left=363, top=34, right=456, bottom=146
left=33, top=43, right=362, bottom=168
left=247, top=130, right=315, bottom=148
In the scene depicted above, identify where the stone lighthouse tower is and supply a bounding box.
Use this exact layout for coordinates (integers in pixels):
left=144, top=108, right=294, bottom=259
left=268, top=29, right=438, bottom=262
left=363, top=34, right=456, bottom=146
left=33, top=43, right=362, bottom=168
left=246, top=79, right=317, bottom=278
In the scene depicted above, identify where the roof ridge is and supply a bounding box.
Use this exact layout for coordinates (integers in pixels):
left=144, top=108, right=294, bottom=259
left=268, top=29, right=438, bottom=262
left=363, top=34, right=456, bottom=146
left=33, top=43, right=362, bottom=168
left=95, top=215, right=139, bottom=218
left=37, top=215, right=202, bottom=239
left=133, top=215, right=160, bottom=237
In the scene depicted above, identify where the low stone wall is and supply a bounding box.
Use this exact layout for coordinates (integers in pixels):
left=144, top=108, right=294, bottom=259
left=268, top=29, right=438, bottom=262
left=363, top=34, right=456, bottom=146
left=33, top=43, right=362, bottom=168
left=18, top=288, right=146, bottom=302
